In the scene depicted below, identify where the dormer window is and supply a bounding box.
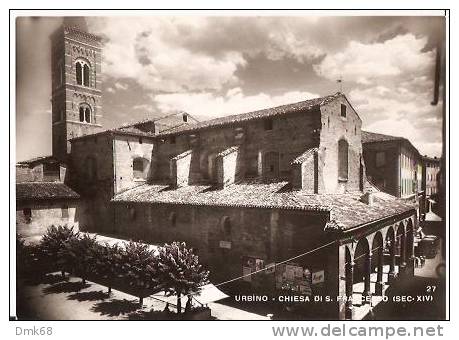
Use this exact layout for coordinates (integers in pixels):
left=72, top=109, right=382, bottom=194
left=182, top=114, right=188, bottom=122
left=340, top=104, right=347, bottom=118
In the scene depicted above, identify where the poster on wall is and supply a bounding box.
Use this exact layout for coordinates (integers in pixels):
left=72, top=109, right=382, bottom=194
left=275, top=262, right=313, bottom=295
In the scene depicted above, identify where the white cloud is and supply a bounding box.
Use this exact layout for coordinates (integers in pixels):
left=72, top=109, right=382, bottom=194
left=349, top=85, right=442, bottom=156
left=114, top=82, right=128, bottom=90
left=88, top=17, right=327, bottom=93
left=90, top=17, right=246, bottom=92
left=152, top=88, right=319, bottom=119
left=314, top=34, right=434, bottom=84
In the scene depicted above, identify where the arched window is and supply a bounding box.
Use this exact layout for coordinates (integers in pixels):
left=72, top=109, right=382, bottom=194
left=133, top=157, right=149, bottom=180
left=79, top=104, right=91, bottom=123
left=85, top=108, right=91, bottom=123
left=75, top=60, right=90, bottom=87
left=338, top=139, right=349, bottom=181
left=79, top=107, right=85, bottom=122
left=83, top=64, right=90, bottom=86
left=221, top=216, right=232, bottom=238
left=169, top=212, right=177, bottom=228
left=75, top=62, right=82, bottom=85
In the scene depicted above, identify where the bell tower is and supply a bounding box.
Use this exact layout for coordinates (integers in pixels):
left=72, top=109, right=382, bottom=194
left=50, top=17, right=103, bottom=161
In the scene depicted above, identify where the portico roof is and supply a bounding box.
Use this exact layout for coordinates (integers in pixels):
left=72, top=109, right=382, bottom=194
left=112, top=181, right=415, bottom=231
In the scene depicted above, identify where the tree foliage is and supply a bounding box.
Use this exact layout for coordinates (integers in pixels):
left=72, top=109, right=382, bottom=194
left=119, top=241, right=159, bottom=298
left=157, top=242, right=209, bottom=313
left=59, top=233, right=100, bottom=283
left=39, top=225, right=80, bottom=272
left=94, top=242, right=123, bottom=292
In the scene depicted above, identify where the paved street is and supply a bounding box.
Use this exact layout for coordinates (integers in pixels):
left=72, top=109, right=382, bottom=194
left=16, top=273, right=268, bottom=320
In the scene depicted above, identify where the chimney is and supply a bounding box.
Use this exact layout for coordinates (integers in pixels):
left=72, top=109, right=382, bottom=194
left=215, top=146, right=239, bottom=187
left=170, top=150, right=193, bottom=187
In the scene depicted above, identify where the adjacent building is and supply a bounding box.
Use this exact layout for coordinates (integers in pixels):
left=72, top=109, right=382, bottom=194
left=361, top=131, right=423, bottom=199
left=16, top=156, right=80, bottom=239
left=422, top=156, right=441, bottom=197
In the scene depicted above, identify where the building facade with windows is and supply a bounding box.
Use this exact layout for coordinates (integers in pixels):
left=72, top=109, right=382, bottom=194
left=362, top=131, right=423, bottom=198
left=16, top=157, right=80, bottom=239
left=422, top=156, right=441, bottom=197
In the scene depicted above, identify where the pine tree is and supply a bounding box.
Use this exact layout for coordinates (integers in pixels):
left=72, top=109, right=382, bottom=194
left=157, top=242, right=209, bottom=314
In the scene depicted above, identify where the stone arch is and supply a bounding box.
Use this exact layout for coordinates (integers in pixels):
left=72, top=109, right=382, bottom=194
left=344, top=244, right=354, bottom=319
left=74, top=57, right=92, bottom=86
left=396, top=221, right=407, bottom=275
left=405, top=218, right=415, bottom=274
left=385, top=225, right=396, bottom=283
left=350, top=236, right=373, bottom=303
left=372, top=231, right=384, bottom=295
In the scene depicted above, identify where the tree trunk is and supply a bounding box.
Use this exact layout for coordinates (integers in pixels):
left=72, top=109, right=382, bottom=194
left=82, top=278, right=86, bottom=284
left=177, top=293, right=181, bottom=314
left=61, top=270, right=65, bottom=278
left=108, top=286, right=112, bottom=294
left=139, top=296, right=144, bottom=306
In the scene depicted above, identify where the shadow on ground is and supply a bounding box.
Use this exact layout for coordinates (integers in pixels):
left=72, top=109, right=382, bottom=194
left=91, top=299, right=141, bottom=317
left=43, top=281, right=90, bottom=295
left=67, top=290, right=109, bottom=302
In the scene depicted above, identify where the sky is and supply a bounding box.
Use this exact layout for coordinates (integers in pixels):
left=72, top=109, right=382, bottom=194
left=15, top=15, right=445, bottom=161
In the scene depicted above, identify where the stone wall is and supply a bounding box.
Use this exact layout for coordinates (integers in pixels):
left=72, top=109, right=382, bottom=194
left=113, top=135, right=155, bottom=193
left=112, top=202, right=330, bottom=282
left=152, top=110, right=321, bottom=184
left=363, top=141, right=400, bottom=196
left=16, top=200, right=79, bottom=238
left=70, top=133, right=114, bottom=232
left=319, top=97, right=363, bottom=193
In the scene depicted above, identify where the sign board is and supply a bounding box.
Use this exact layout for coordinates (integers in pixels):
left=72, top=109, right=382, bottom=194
left=312, top=270, right=325, bottom=284
left=242, top=266, right=252, bottom=282
left=265, top=263, right=276, bottom=274
left=219, top=240, right=232, bottom=249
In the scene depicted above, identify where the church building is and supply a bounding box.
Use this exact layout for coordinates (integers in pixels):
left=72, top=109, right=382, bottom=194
left=16, top=18, right=418, bottom=319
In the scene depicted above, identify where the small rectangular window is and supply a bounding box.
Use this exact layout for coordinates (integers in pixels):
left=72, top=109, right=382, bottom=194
left=340, top=104, right=347, bottom=117
left=264, top=119, right=273, bottom=131
left=375, top=152, right=386, bottom=167
left=61, top=205, right=69, bottom=219
left=23, top=208, right=32, bottom=224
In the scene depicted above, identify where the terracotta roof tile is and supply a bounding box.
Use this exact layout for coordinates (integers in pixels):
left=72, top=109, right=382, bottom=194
left=292, top=148, right=318, bottom=164
left=112, top=182, right=414, bottom=230
left=361, top=131, right=404, bottom=143
left=158, top=93, right=342, bottom=136
left=16, top=182, right=80, bottom=201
